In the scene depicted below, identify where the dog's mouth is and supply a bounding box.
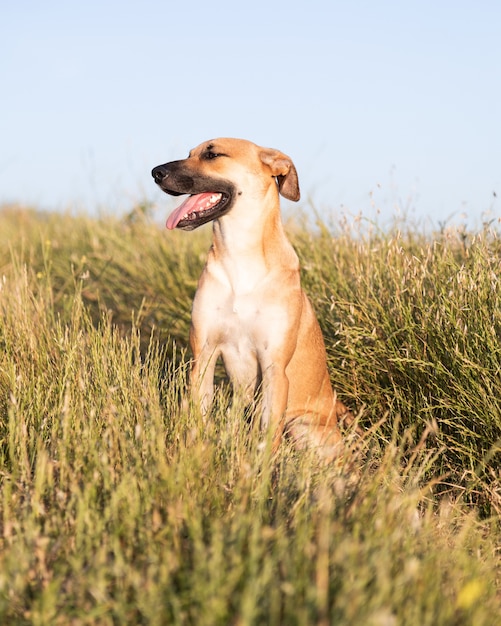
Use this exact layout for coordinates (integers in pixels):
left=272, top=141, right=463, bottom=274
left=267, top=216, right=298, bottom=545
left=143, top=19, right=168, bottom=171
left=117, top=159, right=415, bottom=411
left=166, top=191, right=231, bottom=231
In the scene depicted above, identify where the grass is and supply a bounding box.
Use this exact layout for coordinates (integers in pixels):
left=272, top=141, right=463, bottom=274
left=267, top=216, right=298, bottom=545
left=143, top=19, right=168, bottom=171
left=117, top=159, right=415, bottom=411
left=0, top=203, right=500, bottom=624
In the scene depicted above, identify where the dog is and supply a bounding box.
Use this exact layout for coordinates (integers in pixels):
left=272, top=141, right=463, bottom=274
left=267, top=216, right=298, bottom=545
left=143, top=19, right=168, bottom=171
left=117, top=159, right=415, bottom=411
left=152, top=138, right=352, bottom=461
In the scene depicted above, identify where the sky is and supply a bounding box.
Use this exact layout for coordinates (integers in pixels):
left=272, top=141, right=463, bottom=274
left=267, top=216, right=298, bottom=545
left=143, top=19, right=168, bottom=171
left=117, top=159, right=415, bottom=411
left=2, top=0, right=500, bottom=228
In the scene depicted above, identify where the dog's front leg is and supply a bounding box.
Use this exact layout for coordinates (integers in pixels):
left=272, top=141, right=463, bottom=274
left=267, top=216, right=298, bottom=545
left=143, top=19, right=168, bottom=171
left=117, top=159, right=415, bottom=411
left=259, top=362, right=290, bottom=454
left=190, top=354, right=218, bottom=416
left=256, top=299, right=302, bottom=454
left=190, top=324, right=220, bottom=417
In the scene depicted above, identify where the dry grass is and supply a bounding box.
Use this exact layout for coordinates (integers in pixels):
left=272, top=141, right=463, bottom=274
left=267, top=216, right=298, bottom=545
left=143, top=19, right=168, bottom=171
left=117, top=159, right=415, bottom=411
left=0, top=204, right=500, bottom=624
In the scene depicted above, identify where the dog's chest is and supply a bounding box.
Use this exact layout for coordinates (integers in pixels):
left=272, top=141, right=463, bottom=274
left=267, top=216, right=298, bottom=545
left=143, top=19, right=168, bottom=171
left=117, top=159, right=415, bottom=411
left=193, top=279, right=288, bottom=350
left=208, top=290, right=269, bottom=339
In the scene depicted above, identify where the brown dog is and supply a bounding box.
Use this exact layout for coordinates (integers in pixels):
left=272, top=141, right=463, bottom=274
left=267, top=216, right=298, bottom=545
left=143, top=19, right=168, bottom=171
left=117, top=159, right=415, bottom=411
left=152, top=138, right=352, bottom=461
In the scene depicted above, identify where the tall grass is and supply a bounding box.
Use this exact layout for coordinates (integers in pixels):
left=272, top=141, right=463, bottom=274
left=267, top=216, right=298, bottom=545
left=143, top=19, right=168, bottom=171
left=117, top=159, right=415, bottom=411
left=0, top=205, right=500, bottom=624
left=294, top=218, right=501, bottom=502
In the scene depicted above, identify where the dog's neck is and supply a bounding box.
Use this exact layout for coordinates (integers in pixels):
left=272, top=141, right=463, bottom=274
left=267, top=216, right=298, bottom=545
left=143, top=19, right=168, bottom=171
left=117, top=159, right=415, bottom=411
left=209, top=189, right=299, bottom=291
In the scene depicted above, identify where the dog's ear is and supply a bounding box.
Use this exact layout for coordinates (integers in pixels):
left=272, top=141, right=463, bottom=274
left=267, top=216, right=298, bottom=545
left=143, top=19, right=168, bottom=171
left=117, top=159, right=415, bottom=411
left=259, top=149, right=300, bottom=201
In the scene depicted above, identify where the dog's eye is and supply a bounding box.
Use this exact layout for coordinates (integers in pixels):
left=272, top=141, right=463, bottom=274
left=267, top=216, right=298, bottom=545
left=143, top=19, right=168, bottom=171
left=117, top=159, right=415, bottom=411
left=202, top=151, right=220, bottom=160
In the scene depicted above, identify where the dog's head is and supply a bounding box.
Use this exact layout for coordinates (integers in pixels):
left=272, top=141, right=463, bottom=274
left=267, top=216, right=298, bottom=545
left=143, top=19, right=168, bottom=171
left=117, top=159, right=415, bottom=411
left=152, top=138, right=300, bottom=230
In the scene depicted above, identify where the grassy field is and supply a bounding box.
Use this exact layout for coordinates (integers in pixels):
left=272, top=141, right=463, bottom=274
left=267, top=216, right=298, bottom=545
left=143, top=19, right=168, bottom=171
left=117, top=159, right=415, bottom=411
left=0, top=204, right=500, bottom=624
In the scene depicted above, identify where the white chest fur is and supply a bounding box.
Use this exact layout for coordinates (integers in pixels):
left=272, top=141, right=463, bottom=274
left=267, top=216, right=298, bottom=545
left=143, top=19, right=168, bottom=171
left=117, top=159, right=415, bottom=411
left=192, top=270, right=292, bottom=395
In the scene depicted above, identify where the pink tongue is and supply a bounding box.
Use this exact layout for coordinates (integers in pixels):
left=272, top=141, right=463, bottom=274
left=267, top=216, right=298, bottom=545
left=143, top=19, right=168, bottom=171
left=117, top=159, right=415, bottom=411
left=166, top=192, right=221, bottom=230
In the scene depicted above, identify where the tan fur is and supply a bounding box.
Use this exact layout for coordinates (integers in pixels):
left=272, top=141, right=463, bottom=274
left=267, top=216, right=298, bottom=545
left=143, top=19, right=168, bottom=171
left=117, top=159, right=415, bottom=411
left=153, top=138, right=352, bottom=461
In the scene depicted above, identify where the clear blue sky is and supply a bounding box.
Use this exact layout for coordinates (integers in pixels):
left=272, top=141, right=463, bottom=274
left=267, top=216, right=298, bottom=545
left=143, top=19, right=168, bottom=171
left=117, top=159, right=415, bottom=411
left=2, top=0, right=500, bottom=227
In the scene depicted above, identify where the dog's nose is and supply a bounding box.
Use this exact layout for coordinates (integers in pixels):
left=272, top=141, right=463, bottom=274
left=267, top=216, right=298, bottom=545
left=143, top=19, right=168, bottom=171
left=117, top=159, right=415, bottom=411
left=152, top=165, right=168, bottom=184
